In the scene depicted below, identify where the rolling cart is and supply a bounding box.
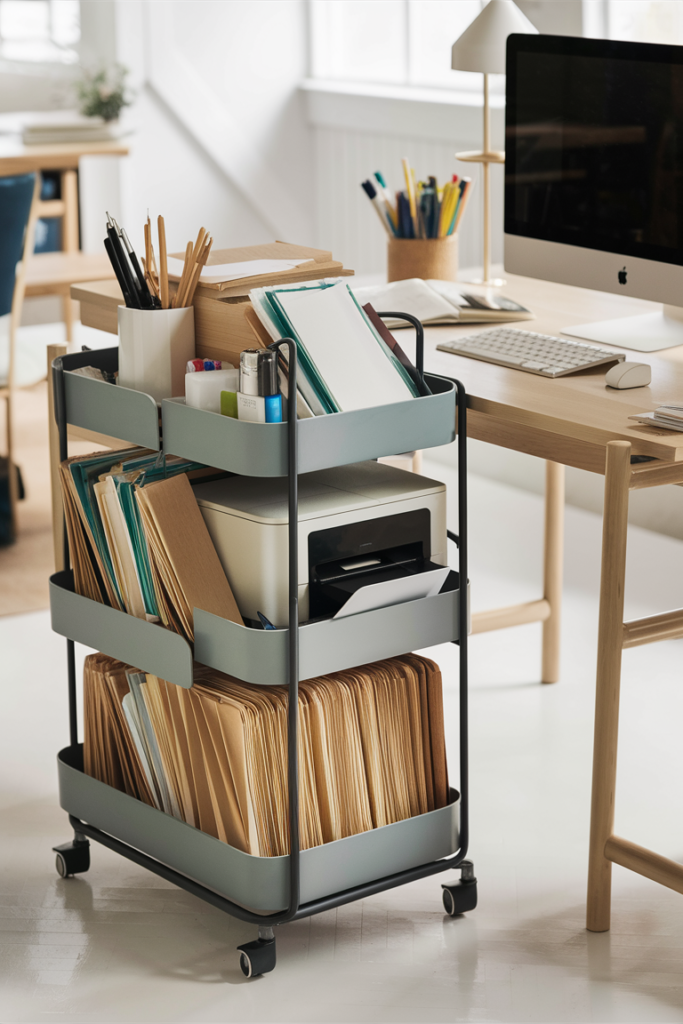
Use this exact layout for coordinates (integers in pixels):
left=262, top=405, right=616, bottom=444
left=49, top=314, right=474, bottom=978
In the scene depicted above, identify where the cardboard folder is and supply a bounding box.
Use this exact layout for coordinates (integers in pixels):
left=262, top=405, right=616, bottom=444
left=84, top=653, right=450, bottom=858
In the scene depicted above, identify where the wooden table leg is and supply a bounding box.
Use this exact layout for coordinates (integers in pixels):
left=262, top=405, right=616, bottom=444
left=586, top=440, right=632, bottom=932
left=61, top=169, right=79, bottom=344
left=542, top=460, right=565, bottom=684
left=47, top=342, right=67, bottom=572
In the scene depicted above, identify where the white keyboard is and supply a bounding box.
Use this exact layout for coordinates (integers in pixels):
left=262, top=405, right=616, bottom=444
left=436, top=327, right=625, bottom=378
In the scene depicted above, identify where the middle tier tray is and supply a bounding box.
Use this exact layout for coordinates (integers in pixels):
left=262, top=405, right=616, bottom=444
left=50, top=570, right=467, bottom=687
left=161, top=372, right=455, bottom=476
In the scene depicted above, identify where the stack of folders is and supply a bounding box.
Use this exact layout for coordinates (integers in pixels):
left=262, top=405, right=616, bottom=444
left=61, top=449, right=242, bottom=639
left=84, top=653, right=450, bottom=856
left=250, top=280, right=426, bottom=417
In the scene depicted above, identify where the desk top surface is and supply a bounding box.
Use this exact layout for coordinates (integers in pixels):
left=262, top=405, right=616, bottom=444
left=73, top=271, right=683, bottom=464
left=424, top=273, right=683, bottom=463
left=0, top=136, right=129, bottom=173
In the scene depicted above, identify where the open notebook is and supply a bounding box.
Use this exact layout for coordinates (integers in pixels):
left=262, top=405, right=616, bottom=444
left=84, top=653, right=450, bottom=857
left=352, top=278, right=533, bottom=328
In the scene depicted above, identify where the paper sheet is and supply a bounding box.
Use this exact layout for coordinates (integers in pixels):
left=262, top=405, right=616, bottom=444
left=333, top=566, right=450, bottom=619
left=166, top=257, right=314, bottom=284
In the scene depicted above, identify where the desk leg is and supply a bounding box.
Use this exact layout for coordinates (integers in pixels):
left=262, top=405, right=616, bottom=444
left=587, top=440, right=631, bottom=932
left=61, top=169, right=79, bottom=345
left=542, top=460, right=565, bottom=684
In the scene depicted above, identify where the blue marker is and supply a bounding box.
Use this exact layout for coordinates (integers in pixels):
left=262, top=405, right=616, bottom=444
left=259, top=350, right=283, bottom=424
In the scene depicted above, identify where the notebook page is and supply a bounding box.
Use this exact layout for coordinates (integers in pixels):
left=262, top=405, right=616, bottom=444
left=274, top=282, right=414, bottom=411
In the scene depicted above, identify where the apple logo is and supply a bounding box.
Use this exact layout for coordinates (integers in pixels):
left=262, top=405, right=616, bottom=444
left=618, top=267, right=627, bottom=285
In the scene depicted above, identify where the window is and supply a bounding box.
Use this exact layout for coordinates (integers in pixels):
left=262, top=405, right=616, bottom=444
left=0, top=0, right=80, bottom=64
left=309, top=0, right=491, bottom=92
left=607, top=1, right=683, bottom=44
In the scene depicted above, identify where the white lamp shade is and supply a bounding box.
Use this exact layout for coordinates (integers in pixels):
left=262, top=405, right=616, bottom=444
left=451, top=0, right=538, bottom=76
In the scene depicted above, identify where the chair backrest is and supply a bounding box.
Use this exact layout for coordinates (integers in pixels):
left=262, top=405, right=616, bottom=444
left=0, top=173, right=36, bottom=319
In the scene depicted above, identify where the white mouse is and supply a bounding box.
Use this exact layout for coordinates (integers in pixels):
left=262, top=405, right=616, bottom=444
left=605, top=361, right=651, bottom=389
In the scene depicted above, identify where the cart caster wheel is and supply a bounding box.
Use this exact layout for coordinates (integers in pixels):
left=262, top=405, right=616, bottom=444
left=442, top=861, right=477, bottom=916
left=237, top=937, right=276, bottom=978
left=53, top=839, right=90, bottom=878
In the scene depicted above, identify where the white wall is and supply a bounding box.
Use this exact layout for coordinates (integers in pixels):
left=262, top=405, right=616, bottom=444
left=109, top=0, right=313, bottom=258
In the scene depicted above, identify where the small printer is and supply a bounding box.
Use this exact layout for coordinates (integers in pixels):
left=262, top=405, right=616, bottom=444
left=193, top=461, right=447, bottom=627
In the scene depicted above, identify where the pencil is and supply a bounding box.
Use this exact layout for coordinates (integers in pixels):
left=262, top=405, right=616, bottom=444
left=158, top=215, right=169, bottom=309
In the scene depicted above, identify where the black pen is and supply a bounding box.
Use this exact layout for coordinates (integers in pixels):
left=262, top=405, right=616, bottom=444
left=104, top=235, right=137, bottom=308
left=106, top=214, right=141, bottom=309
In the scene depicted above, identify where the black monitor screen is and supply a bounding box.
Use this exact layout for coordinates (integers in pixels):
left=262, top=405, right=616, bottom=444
left=505, top=35, right=683, bottom=267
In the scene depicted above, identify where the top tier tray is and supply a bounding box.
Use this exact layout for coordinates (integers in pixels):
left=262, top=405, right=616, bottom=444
left=55, top=348, right=456, bottom=476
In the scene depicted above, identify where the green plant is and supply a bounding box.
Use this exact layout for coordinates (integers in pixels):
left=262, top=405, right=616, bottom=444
left=77, top=65, right=131, bottom=123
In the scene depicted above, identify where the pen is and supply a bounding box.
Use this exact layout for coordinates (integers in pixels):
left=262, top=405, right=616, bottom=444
left=106, top=213, right=141, bottom=308
left=361, top=180, right=394, bottom=237
left=121, top=226, right=156, bottom=308
left=104, top=234, right=136, bottom=307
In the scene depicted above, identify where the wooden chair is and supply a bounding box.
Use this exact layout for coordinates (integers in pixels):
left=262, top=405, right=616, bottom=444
left=0, top=172, right=39, bottom=541
left=23, top=168, right=115, bottom=343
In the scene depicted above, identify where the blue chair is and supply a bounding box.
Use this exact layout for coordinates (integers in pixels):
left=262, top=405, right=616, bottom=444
left=0, top=172, right=38, bottom=543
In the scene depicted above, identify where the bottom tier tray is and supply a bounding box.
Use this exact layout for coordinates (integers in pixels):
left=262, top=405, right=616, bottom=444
left=58, top=745, right=460, bottom=913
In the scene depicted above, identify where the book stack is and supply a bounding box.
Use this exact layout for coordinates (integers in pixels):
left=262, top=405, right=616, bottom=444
left=167, top=242, right=354, bottom=368
left=84, top=653, right=450, bottom=856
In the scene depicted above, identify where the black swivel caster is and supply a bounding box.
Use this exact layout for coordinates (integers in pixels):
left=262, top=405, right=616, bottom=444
left=53, top=835, right=90, bottom=878
left=237, top=926, right=277, bottom=978
left=442, top=860, right=477, bottom=917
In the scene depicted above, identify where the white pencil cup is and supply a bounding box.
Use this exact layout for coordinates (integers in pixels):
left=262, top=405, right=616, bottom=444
left=118, top=306, right=195, bottom=404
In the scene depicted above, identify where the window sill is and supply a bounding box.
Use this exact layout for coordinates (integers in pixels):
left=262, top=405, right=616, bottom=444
left=301, top=77, right=505, bottom=144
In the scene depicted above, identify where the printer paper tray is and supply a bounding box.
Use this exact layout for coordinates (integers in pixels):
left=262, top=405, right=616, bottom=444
left=50, top=569, right=468, bottom=688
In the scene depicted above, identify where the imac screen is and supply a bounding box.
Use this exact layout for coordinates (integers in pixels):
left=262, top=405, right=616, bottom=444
left=505, top=36, right=683, bottom=267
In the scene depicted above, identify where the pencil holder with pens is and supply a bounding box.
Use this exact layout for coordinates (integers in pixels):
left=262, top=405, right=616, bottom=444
left=387, top=235, right=458, bottom=283
left=118, top=306, right=195, bottom=404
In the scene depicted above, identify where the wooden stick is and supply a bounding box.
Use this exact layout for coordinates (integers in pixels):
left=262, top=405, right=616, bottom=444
left=191, top=226, right=207, bottom=263
left=185, top=235, right=212, bottom=307
left=174, top=241, right=193, bottom=309
left=158, top=215, right=169, bottom=310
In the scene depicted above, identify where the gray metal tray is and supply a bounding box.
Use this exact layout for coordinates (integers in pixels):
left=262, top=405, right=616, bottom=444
left=162, top=374, right=456, bottom=477
left=59, top=348, right=160, bottom=450
left=50, top=570, right=466, bottom=688
left=195, top=572, right=466, bottom=686
left=58, top=745, right=459, bottom=913
left=50, top=571, right=193, bottom=689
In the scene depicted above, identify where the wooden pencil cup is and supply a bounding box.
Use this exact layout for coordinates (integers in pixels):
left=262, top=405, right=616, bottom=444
left=387, top=236, right=458, bottom=283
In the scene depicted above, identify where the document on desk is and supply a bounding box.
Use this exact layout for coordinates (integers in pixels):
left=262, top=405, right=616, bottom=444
left=165, top=257, right=314, bottom=284
left=333, top=566, right=450, bottom=619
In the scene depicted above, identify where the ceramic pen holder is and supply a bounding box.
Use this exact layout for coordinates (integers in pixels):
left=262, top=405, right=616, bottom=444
left=387, top=235, right=458, bottom=283
left=118, top=306, right=195, bottom=404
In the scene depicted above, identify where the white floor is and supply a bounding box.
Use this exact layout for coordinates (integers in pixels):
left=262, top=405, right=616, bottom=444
left=3, top=465, right=683, bottom=1022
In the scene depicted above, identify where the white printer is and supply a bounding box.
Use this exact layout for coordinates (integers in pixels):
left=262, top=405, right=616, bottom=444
left=193, top=461, right=447, bottom=627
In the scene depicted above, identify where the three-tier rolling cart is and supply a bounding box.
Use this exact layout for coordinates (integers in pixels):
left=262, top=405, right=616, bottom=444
left=49, top=314, right=475, bottom=978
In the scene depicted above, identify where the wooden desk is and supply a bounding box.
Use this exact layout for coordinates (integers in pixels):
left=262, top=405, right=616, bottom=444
left=70, top=271, right=683, bottom=933
left=0, top=129, right=128, bottom=338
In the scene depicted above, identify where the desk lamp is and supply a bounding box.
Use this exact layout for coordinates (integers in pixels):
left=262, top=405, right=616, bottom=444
left=451, top=0, right=537, bottom=285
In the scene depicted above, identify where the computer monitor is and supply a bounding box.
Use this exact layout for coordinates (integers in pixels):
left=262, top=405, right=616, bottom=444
left=505, top=34, right=683, bottom=352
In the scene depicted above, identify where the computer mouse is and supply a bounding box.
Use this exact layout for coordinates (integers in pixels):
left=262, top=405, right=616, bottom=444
left=605, top=361, right=651, bottom=389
